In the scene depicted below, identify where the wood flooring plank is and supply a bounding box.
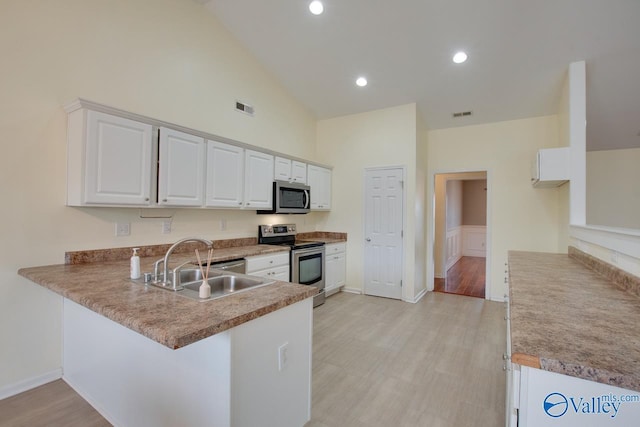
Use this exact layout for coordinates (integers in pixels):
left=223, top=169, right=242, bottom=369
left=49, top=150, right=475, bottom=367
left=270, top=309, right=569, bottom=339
left=435, top=256, right=486, bottom=298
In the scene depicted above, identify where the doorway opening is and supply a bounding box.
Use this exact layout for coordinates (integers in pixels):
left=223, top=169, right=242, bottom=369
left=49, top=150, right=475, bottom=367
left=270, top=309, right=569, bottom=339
left=433, top=172, right=488, bottom=299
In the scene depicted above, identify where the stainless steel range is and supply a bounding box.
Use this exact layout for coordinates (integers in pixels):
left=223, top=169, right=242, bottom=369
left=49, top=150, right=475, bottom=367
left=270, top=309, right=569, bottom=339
left=258, top=224, right=325, bottom=307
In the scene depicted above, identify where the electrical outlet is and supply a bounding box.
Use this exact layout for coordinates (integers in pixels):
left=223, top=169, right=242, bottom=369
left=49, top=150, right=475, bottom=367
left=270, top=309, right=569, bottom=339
left=115, top=222, right=130, bottom=237
left=278, top=342, right=289, bottom=371
left=611, top=250, right=619, bottom=264
left=220, top=219, right=227, bottom=231
left=162, top=220, right=172, bottom=234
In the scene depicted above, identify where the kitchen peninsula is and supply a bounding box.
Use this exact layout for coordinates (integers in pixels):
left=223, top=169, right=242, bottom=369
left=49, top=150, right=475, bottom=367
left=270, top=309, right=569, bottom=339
left=507, top=248, right=640, bottom=426
left=18, top=241, right=317, bottom=427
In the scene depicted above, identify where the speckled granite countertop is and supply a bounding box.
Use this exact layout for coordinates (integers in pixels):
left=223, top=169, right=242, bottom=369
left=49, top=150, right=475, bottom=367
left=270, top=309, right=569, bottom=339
left=508, top=250, right=640, bottom=392
left=19, top=245, right=316, bottom=350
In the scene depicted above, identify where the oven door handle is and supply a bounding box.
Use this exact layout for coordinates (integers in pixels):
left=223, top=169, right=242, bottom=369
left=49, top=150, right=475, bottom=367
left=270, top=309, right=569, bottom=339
left=293, top=246, right=324, bottom=256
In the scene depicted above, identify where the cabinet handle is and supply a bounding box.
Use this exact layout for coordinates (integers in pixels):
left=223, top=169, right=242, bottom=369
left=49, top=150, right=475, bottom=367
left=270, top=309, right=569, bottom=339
left=162, top=199, right=167, bottom=202
left=270, top=260, right=273, bottom=264
left=247, top=203, right=250, bottom=206
left=239, top=202, right=242, bottom=205
left=145, top=198, right=149, bottom=202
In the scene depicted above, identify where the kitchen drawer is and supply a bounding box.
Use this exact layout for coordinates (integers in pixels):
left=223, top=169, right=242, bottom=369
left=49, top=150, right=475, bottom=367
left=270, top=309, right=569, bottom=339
left=250, top=265, right=290, bottom=281
left=245, top=252, right=290, bottom=273
left=325, top=242, right=346, bottom=255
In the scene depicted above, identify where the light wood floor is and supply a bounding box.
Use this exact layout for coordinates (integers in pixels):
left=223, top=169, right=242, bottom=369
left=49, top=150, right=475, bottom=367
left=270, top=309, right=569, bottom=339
left=434, top=256, right=486, bottom=298
left=0, top=291, right=506, bottom=427
left=307, top=291, right=505, bottom=426
left=0, top=379, right=110, bottom=427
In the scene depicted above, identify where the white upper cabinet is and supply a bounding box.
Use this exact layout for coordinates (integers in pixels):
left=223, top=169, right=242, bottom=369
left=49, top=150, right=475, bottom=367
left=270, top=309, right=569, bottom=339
left=67, top=109, right=153, bottom=206
left=291, top=161, right=307, bottom=184
left=274, top=157, right=308, bottom=184
left=274, top=156, right=292, bottom=181
left=158, top=127, right=205, bottom=206
left=206, top=140, right=245, bottom=208
left=244, top=150, right=274, bottom=209
left=308, top=165, right=331, bottom=210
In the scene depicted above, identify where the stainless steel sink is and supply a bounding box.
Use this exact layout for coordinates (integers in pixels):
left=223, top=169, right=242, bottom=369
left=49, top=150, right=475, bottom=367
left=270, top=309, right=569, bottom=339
left=135, top=268, right=275, bottom=302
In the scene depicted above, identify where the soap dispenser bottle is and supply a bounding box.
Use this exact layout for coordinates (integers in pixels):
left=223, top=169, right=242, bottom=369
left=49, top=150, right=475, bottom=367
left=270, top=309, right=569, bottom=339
left=130, top=248, right=141, bottom=279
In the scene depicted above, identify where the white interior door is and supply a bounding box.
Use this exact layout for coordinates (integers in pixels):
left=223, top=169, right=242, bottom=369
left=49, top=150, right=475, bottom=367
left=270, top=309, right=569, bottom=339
left=364, top=168, right=404, bottom=299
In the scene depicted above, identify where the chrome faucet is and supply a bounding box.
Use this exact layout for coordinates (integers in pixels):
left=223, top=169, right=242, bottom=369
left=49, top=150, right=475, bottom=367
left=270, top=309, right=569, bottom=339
left=154, top=237, right=213, bottom=290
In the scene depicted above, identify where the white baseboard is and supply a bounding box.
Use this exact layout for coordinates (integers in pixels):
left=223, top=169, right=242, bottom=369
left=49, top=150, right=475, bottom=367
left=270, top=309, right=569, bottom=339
left=0, top=368, right=62, bottom=400
left=341, top=287, right=362, bottom=294
left=325, top=287, right=341, bottom=297
left=63, top=375, right=121, bottom=427
left=405, top=288, right=428, bottom=304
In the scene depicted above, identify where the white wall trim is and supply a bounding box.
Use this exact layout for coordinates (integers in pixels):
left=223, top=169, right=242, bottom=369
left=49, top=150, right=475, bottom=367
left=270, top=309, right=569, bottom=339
left=64, top=376, right=121, bottom=427
left=445, top=226, right=462, bottom=271
left=341, top=287, right=362, bottom=295
left=0, top=368, right=62, bottom=400
left=570, top=225, right=640, bottom=259
left=462, top=225, right=487, bottom=257
left=405, top=288, right=428, bottom=304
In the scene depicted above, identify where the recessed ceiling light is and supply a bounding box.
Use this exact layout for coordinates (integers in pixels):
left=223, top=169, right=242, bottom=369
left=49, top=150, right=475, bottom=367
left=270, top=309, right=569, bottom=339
left=309, top=1, right=324, bottom=15
left=356, top=77, right=368, bottom=87
left=453, top=51, right=468, bottom=64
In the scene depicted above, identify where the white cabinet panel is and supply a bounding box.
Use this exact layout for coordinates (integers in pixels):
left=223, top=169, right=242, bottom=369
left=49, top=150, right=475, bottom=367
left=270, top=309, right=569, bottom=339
left=274, top=156, right=292, bottom=181
left=308, top=165, right=331, bottom=210
left=69, top=110, right=153, bottom=206
left=325, top=243, right=346, bottom=295
left=274, top=157, right=307, bottom=184
left=246, top=252, right=290, bottom=281
left=291, top=161, right=307, bottom=184
left=206, top=140, right=245, bottom=208
left=244, top=150, right=274, bottom=209
left=158, top=127, right=205, bottom=206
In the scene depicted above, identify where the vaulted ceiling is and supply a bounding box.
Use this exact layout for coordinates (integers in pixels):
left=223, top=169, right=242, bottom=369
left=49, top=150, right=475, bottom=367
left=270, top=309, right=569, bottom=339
left=198, top=0, right=640, bottom=151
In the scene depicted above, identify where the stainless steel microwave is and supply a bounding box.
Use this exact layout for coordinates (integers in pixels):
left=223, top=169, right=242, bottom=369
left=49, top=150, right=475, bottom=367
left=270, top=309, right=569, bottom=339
left=258, top=181, right=310, bottom=214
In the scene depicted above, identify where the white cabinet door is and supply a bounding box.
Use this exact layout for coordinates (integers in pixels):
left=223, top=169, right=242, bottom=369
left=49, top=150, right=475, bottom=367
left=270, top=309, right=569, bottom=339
left=206, top=140, right=244, bottom=208
left=77, top=110, right=153, bottom=206
left=291, top=161, right=307, bottom=184
left=244, top=150, right=274, bottom=209
left=324, top=243, right=346, bottom=294
left=274, top=156, right=292, bottom=181
left=158, top=127, right=205, bottom=206
left=308, top=165, right=331, bottom=210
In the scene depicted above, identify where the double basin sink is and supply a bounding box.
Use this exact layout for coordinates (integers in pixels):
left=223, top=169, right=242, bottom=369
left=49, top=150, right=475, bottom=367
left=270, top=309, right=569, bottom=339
left=140, top=269, right=275, bottom=302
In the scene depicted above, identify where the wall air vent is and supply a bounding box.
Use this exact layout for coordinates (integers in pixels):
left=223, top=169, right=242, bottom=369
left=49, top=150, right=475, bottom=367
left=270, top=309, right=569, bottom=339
left=452, top=111, right=473, bottom=118
left=235, top=101, right=255, bottom=116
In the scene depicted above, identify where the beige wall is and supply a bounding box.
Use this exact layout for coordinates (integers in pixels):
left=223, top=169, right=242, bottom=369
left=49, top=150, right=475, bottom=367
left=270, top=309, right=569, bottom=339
left=0, top=0, right=318, bottom=392
left=463, top=180, right=488, bottom=226
left=426, top=115, right=569, bottom=300
left=316, top=104, right=420, bottom=301
left=587, top=148, right=640, bottom=230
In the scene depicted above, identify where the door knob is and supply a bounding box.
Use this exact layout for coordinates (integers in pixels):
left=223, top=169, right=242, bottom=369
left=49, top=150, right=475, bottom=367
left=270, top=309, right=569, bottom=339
left=365, top=238, right=371, bottom=242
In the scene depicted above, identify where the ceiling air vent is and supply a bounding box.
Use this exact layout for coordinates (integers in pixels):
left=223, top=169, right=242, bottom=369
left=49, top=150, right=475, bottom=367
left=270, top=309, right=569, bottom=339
left=235, top=101, right=254, bottom=116
left=452, top=111, right=473, bottom=118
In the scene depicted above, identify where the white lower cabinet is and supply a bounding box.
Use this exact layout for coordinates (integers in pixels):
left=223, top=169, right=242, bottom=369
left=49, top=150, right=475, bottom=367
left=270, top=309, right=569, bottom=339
left=246, top=252, right=290, bottom=281
left=324, top=243, right=346, bottom=295
left=509, top=365, right=640, bottom=427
